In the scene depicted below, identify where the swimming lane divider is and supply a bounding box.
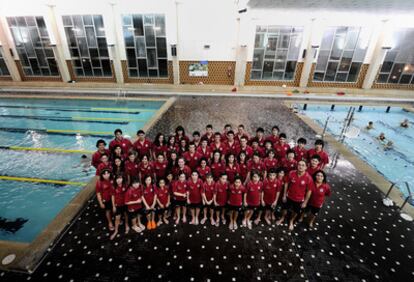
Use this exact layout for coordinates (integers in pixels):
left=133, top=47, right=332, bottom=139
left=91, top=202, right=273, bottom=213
left=0, top=127, right=113, bottom=137
left=0, top=105, right=142, bottom=114
left=0, top=175, right=87, bottom=186
left=0, top=115, right=129, bottom=125
left=0, top=146, right=95, bottom=154
left=71, top=117, right=145, bottom=122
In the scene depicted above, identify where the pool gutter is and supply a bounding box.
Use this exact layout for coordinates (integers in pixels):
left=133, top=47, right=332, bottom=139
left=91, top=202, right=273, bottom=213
left=286, top=101, right=414, bottom=218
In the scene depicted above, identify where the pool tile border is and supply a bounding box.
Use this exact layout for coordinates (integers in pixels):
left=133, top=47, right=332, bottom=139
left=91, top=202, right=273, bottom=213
left=0, top=96, right=176, bottom=272
left=287, top=101, right=414, bottom=218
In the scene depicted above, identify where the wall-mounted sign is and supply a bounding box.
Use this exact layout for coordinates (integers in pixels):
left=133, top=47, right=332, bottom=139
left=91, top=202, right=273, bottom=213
left=189, top=61, right=208, bottom=77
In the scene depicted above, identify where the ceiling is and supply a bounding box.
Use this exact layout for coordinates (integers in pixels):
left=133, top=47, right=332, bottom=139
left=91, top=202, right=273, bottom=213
left=247, top=0, right=414, bottom=14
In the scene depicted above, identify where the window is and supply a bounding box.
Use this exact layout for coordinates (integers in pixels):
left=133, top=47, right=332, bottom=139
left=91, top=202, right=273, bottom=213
left=62, top=15, right=112, bottom=77
left=122, top=14, right=168, bottom=78
left=0, top=49, right=10, bottom=76
left=7, top=16, right=59, bottom=76
left=376, top=28, right=414, bottom=84
left=251, top=25, right=303, bottom=81
left=313, top=26, right=370, bottom=82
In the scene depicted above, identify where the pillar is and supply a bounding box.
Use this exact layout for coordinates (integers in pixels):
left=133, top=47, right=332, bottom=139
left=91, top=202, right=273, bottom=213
left=362, top=21, right=389, bottom=89
left=299, top=19, right=320, bottom=87
left=0, top=17, right=21, bottom=81
left=46, top=4, right=71, bottom=82
left=108, top=3, right=124, bottom=83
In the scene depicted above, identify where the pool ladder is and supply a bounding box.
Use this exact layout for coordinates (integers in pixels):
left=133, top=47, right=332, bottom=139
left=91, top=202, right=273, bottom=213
left=116, top=90, right=127, bottom=102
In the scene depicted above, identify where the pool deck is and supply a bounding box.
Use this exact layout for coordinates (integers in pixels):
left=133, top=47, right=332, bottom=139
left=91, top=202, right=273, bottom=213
left=1, top=96, right=414, bottom=281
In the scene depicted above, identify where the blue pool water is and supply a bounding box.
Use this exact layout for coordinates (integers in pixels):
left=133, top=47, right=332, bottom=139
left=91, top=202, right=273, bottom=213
left=300, top=104, right=414, bottom=204
left=0, top=97, right=164, bottom=242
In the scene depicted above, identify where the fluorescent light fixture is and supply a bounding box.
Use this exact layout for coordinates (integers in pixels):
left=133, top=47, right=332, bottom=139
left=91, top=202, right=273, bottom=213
left=153, top=26, right=161, bottom=31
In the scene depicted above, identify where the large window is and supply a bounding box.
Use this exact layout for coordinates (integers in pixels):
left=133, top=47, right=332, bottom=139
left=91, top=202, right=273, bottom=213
left=313, top=26, right=371, bottom=82
left=376, top=28, right=414, bottom=84
left=62, top=15, right=112, bottom=77
left=251, top=25, right=303, bottom=81
left=7, top=16, right=59, bottom=76
left=122, top=14, right=168, bottom=78
left=0, top=49, right=10, bottom=76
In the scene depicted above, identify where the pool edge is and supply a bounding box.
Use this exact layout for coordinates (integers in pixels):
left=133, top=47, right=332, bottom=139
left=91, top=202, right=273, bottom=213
left=285, top=101, right=414, bottom=218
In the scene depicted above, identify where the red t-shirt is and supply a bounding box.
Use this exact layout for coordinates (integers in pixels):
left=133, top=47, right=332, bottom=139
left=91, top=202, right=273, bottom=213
left=286, top=170, right=315, bottom=202
left=172, top=165, right=192, bottom=179
left=112, top=185, right=127, bottom=207
left=307, top=165, right=321, bottom=177
left=294, top=146, right=308, bottom=162
left=196, top=166, right=211, bottom=181
left=138, top=162, right=154, bottom=178
left=182, top=151, right=203, bottom=171
left=224, top=140, right=240, bottom=155
left=225, top=164, right=240, bottom=183
left=133, top=139, right=153, bottom=157
left=96, top=179, right=113, bottom=202
left=153, top=160, right=168, bottom=180
left=92, top=149, right=110, bottom=168
left=249, top=137, right=266, bottom=147
left=281, top=158, right=298, bottom=172
left=187, top=179, right=203, bottom=204
left=228, top=184, right=245, bottom=206
left=263, top=179, right=281, bottom=205
left=307, top=149, right=329, bottom=167
left=210, top=142, right=227, bottom=156
left=274, top=143, right=290, bottom=160
left=266, top=135, right=279, bottom=146
left=166, top=144, right=179, bottom=159
left=156, top=186, right=170, bottom=206
left=264, top=158, right=278, bottom=172
left=96, top=162, right=112, bottom=176
left=142, top=184, right=156, bottom=206
left=201, top=133, right=215, bottom=144
left=238, top=162, right=249, bottom=182
left=124, top=160, right=139, bottom=178
left=246, top=181, right=263, bottom=207
left=247, top=160, right=266, bottom=175
left=152, top=144, right=167, bottom=157
left=109, top=138, right=132, bottom=154
left=236, top=145, right=254, bottom=159
left=172, top=180, right=188, bottom=201
left=309, top=183, right=331, bottom=208
left=214, top=181, right=229, bottom=206
left=202, top=181, right=215, bottom=201
left=252, top=146, right=266, bottom=158
left=210, top=161, right=225, bottom=180
left=125, top=186, right=142, bottom=211
left=196, top=146, right=212, bottom=160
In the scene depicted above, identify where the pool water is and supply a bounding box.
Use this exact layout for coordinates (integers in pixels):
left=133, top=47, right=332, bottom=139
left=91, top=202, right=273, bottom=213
left=300, top=104, right=414, bottom=204
left=0, top=97, right=164, bottom=242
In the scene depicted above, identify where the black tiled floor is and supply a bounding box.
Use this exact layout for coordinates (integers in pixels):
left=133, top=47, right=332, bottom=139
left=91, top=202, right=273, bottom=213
left=2, top=97, right=414, bottom=281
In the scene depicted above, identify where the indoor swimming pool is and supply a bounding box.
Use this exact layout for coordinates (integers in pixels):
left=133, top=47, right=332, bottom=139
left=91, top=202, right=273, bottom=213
left=300, top=104, right=414, bottom=205
left=0, top=97, right=164, bottom=242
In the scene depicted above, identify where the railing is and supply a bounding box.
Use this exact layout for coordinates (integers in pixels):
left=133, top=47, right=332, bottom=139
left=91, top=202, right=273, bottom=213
left=383, top=181, right=413, bottom=220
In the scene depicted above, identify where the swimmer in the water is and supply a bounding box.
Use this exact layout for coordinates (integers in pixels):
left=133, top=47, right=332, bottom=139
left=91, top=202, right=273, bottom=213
left=400, top=119, right=409, bottom=128
left=376, top=132, right=386, bottom=143
left=365, top=121, right=374, bottom=130
left=73, top=155, right=91, bottom=173
left=383, top=141, right=393, bottom=151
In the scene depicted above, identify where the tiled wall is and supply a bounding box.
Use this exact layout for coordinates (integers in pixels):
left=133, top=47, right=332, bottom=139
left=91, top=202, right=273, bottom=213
left=121, top=60, right=173, bottom=84
left=14, top=60, right=62, bottom=81
left=307, top=63, right=369, bottom=88
left=244, top=62, right=303, bottom=87
left=66, top=60, right=116, bottom=82
left=179, top=61, right=235, bottom=85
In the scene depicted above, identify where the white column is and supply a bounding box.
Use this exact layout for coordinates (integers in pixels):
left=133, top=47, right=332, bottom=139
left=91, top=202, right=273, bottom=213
left=362, top=21, right=389, bottom=89
left=108, top=3, right=124, bottom=83
left=172, top=1, right=180, bottom=85
left=0, top=18, right=21, bottom=81
left=299, top=19, right=320, bottom=87
left=46, top=4, right=71, bottom=82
